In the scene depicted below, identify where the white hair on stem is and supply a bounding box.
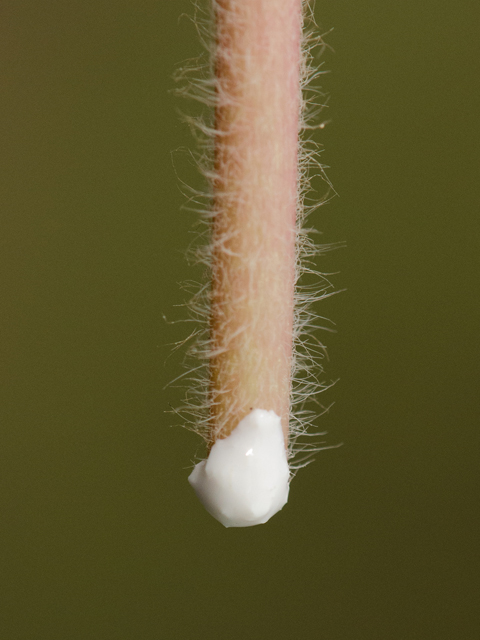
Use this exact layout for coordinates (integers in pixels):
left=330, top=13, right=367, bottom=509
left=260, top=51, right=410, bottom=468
left=170, top=0, right=343, bottom=468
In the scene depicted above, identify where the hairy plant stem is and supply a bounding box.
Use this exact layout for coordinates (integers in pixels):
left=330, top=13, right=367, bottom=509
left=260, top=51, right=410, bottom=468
left=209, top=0, right=303, bottom=445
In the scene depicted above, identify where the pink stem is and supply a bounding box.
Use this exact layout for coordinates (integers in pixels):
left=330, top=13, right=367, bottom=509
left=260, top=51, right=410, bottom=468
left=209, top=0, right=303, bottom=444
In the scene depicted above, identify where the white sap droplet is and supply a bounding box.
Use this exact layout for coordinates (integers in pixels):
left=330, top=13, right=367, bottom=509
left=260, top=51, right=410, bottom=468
left=188, top=409, right=290, bottom=528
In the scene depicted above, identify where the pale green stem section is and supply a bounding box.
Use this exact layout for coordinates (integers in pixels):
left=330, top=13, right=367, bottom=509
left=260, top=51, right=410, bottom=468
left=210, top=0, right=303, bottom=444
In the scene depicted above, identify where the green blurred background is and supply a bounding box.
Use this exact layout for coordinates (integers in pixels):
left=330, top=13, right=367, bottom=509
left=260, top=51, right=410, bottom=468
left=1, top=1, right=478, bottom=638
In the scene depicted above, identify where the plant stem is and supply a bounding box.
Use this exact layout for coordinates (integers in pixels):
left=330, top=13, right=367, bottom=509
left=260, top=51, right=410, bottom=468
left=209, top=0, right=303, bottom=445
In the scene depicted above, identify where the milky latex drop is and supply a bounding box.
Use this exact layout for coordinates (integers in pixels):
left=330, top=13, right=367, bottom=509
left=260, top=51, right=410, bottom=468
left=188, top=409, right=290, bottom=527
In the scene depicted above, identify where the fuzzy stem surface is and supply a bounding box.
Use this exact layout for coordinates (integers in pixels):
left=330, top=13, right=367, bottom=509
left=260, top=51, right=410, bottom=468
left=210, top=0, right=303, bottom=444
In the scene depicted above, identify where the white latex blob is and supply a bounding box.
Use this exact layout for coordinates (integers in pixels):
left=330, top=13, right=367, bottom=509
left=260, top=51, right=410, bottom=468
left=188, top=409, right=290, bottom=527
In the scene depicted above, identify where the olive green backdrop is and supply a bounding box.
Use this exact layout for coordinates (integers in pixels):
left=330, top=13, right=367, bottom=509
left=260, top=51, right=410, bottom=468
left=1, top=1, right=478, bottom=638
